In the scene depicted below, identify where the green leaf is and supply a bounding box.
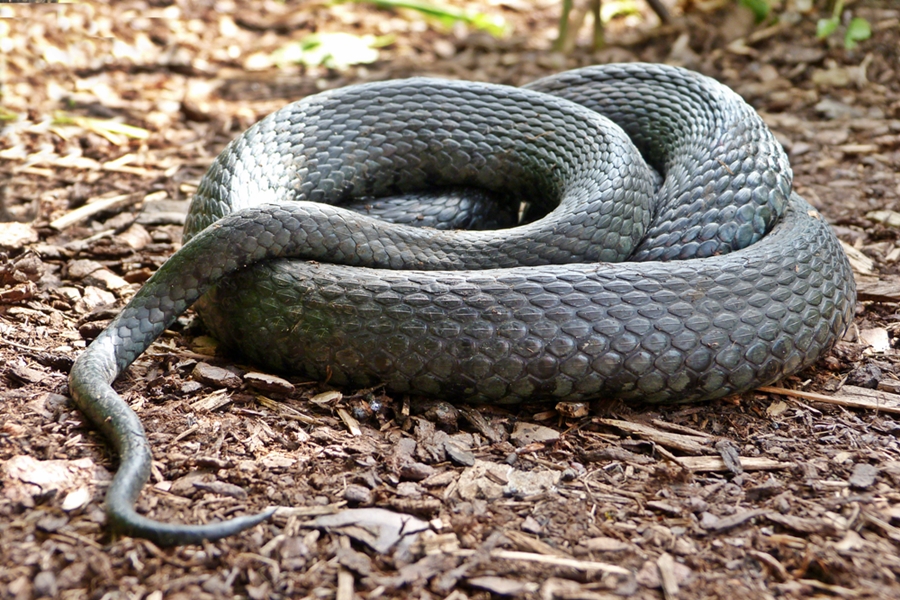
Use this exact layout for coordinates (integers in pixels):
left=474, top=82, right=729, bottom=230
left=739, top=0, right=770, bottom=22
left=53, top=113, right=150, bottom=140
left=342, top=0, right=507, bottom=37
left=273, top=33, right=392, bottom=70
left=600, top=0, right=640, bottom=22
left=0, top=107, right=18, bottom=121
left=816, top=16, right=839, bottom=39
left=844, top=17, right=871, bottom=49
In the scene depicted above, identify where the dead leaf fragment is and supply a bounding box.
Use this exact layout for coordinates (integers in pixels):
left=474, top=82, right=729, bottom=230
left=596, top=418, right=710, bottom=454
left=699, top=509, right=767, bottom=532
left=510, top=422, right=560, bottom=446
left=859, top=328, right=890, bottom=353
left=766, top=400, right=789, bottom=417
left=244, top=371, right=295, bottom=395
left=657, top=552, right=687, bottom=597
left=192, top=362, right=242, bottom=389
left=840, top=241, right=875, bottom=276
left=848, top=463, right=878, bottom=489
left=0, top=222, right=38, bottom=250
left=765, top=512, right=842, bottom=537
left=190, top=388, right=233, bottom=412
left=61, top=487, right=91, bottom=512
left=309, top=390, right=342, bottom=405
left=2, top=455, right=109, bottom=506
left=312, top=508, right=429, bottom=554
left=583, top=537, right=632, bottom=552
left=867, top=210, right=900, bottom=227
left=555, top=401, right=589, bottom=418
left=457, top=459, right=560, bottom=500
left=714, top=439, right=743, bottom=475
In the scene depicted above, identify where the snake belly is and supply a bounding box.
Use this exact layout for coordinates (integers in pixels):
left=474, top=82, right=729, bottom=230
left=67, top=63, right=856, bottom=545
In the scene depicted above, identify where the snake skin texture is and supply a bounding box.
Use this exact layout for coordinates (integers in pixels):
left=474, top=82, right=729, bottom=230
left=68, top=64, right=856, bottom=546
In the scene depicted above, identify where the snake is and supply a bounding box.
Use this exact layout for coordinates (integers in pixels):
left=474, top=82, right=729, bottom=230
left=67, top=63, right=856, bottom=546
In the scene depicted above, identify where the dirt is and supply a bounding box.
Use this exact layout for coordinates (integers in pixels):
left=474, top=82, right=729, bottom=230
left=1, top=0, right=900, bottom=598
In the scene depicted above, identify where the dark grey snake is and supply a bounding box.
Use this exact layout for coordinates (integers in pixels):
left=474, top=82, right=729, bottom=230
left=68, top=63, right=856, bottom=546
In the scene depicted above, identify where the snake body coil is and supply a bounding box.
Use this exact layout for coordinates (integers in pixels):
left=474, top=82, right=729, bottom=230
left=68, top=64, right=856, bottom=545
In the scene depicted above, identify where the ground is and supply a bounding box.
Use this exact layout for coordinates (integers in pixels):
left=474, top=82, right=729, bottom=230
left=1, top=0, right=900, bottom=598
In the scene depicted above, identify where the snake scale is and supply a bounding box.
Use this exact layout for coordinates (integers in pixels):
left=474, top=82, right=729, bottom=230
left=68, top=63, right=856, bottom=546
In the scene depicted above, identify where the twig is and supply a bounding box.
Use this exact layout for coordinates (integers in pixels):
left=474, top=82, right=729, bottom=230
left=594, top=418, right=711, bottom=454
left=50, top=193, right=140, bottom=230
left=452, top=548, right=631, bottom=576
left=676, top=456, right=792, bottom=473
left=759, top=385, right=900, bottom=414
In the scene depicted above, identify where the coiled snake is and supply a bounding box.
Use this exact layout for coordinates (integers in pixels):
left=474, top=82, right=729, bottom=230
left=68, top=64, right=856, bottom=546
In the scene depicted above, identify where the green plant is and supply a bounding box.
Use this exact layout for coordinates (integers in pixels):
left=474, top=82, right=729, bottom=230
left=272, top=33, right=393, bottom=70
left=739, top=0, right=770, bottom=22
left=340, top=0, right=507, bottom=37
left=53, top=113, right=149, bottom=140
left=817, top=0, right=871, bottom=49
left=0, top=107, right=18, bottom=121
